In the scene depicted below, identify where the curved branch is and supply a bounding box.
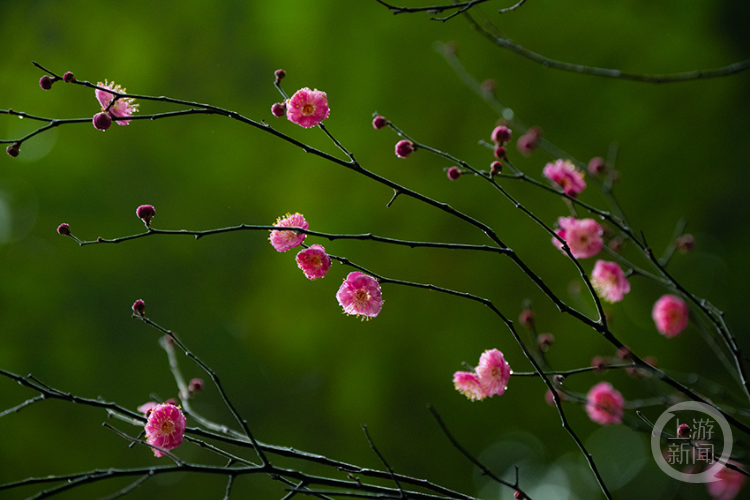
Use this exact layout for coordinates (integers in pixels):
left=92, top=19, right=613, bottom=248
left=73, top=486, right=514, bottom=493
left=467, top=14, right=750, bottom=83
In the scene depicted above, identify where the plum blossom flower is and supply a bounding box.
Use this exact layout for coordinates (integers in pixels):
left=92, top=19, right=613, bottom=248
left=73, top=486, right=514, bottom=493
left=295, top=244, right=332, bottom=280
left=475, top=349, right=512, bottom=397
left=652, top=294, right=688, bottom=337
left=453, top=371, right=486, bottom=401
left=95, top=80, right=138, bottom=125
left=336, top=272, right=383, bottom=318
left=454, top=349, right=512, bottom=401
left=543, top=159, right=586, bottom=197
left=269, top=213, right=308, bottom=252
left=144, top=403, right=186, bottom=457
left=591, top=260, right=630, bottom=303
left=552, top=217, right=603, bottom=259
left=286, top=88, right=329, bottom=128
left=707, top=463, right=747, bottom=500
left=585, top=381, right=624, bottom=425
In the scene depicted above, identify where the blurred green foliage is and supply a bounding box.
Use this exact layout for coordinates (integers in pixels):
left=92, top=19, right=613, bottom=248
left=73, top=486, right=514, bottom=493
left=1, top=1, right=749, bottom=499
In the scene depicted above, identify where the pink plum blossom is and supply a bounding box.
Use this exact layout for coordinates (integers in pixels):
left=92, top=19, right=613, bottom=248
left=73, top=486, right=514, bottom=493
left=286, top=87, right=329, bottom=128
left=591, top=260, right=630, bottom=303
left=454, top=349, right=512, bottom=401
left=453, top=371, right=486, bottom=401
left=475, top=349, right=512, bottom=397
left=652, top=294, right=689, bottom=337
left=269, top=213, right=308, bottom=252
left=552, top=217, right=603, bottom=259
left=95, top=80, right=138, bottom=125
left=585, top=381, right=624, bottom=425
left=144, top=403, right=186, bottom=457
left=707, top=463, right=747, bottom=500
left=295, top=244, right=332, bottom=280
left=336, top=272, right=383, bottom=319
left=543, top=159, right=586, bottom=197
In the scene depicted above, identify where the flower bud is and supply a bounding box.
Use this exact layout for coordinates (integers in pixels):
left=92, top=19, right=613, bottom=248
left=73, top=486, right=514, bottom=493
left=372, top=115, right=387, bottom=130
left=395, top=140, right=414, bottom=158
left=490, top=161, right=502, bottom=177
left=188, top=378, right=204, bottom=393
left=92, top=112, right=112, bottom=131
left=591, top=356, right=607, bottom=372
left=518, top=309, right=534, bottom=329
left=56, top=223, right=71, bottom=236
left=480, top=79, right=496, bottom=94
left=677, top=423, right=691, bottom=438
left=271, top=102, right=286, bottom=117
left=5, top=142, right=20, bottom=158
left=587, top=156, right=606, bottom=175
left=136, top=204, right=156, bottom=226
left=675, top=234, right=695, bottom=254
left=537, top=333, right=554, bottom=351
left=493, top=146, right=507, bottom=160
left=274, top=69, right=286, bottom=84
left=39, top=75, right=53, bottom=90
left=491, top=125, right=512, bottom=146
left=446, top=166, right=462, bottom=180
left=63, top=71, right=75, bottom=83
left=132, top=299, right=146, bottom=316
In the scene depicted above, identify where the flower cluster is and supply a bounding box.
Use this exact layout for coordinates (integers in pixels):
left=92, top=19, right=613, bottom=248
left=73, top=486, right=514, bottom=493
left=144, top=403, right=186, bottom=457
left=269, top=214, right=382, bottom=316
left=551, top=217, right=603, bottom=259
left=453, top=349, right=512, bottom=401
left=585, top=381, right=624, bottom=425
left=543, top=159, right=586, bottom=197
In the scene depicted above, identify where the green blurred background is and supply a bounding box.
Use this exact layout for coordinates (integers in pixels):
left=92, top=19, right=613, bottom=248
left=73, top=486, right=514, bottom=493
left=1, top=1, right=749, bottom=499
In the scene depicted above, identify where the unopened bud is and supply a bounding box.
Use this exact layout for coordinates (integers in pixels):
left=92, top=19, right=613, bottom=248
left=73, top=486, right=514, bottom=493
left=677, top=423, right=691, bottom=438
left=271, top=102, right=286, bottom=117
left=188, top=378, right=204, bottom=393
left=132, top=299, right=146, bottom=317
left=56, top=223, right=71, bottom=236
left=372, top=115, right=387, bottom=130
left=675, top=234, right=695, bottom=254
left=518, top=309, right=534, bottom=329
left=491, top=125, right=512, bottom=146
left=39, top=75, right=54, bottom=90
left=490, top=161, right=502, bottom=177
left=587, top=157, right=606, bottom=175
left=136, top=204, right=156, bottom=226
left=395, top=140, right=414, bottom=158
left=274, top=69, right=286, bottom=84
left=446, top=166, right=462, bottom=180
left=63, top=71, right=75, bottom=83
left=6, top=142, right=20, bottom=158
left=537, top=333, right=554, bottom=351
left=92, top=112, right=112, bottom=131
